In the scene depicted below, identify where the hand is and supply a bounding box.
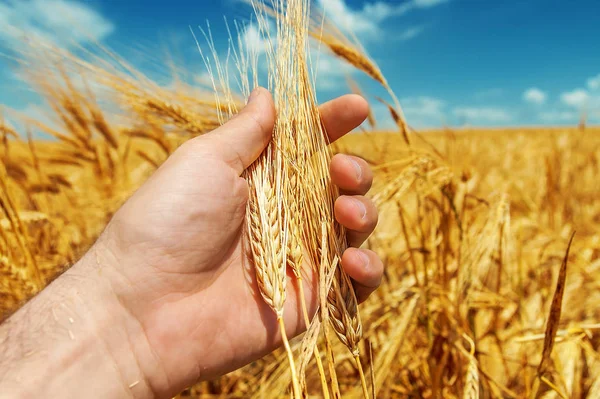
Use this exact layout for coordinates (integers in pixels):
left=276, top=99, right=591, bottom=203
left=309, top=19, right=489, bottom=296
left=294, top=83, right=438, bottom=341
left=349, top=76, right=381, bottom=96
left=0, top=88, right=382, bottom=399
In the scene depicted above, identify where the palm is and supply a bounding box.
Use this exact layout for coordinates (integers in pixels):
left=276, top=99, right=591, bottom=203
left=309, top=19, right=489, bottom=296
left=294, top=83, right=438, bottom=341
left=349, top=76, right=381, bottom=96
left=110, top=143, right=314, bottom=380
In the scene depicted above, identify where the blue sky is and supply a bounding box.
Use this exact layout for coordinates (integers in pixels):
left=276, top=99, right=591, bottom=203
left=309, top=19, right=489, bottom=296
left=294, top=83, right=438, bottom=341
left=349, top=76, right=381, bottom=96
left=1, top=0, right=599, bottom=128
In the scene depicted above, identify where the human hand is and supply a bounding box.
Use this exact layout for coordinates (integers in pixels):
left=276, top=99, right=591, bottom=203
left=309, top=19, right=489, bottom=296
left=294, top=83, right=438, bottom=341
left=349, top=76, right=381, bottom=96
left=0, top=88, right=382, bottom=399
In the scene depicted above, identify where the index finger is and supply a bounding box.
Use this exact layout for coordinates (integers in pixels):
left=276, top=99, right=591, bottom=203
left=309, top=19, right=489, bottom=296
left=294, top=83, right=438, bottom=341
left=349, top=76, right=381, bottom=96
left=319, top=94, right=370, bottom=143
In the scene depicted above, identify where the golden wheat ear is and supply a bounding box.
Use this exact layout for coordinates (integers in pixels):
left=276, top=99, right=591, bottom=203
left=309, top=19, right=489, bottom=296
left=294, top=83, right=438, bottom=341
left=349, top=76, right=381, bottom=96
left=206, top=0, right=372, bottom=396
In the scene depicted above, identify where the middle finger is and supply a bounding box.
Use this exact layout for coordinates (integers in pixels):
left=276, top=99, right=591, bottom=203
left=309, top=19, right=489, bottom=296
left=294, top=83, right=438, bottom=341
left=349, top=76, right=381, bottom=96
left=330, top=154, right=373, bottom=196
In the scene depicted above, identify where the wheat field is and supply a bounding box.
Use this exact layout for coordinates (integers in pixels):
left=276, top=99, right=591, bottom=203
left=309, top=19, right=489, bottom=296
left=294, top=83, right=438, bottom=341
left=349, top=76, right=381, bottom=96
left=2, top=3, right=600, bottom=398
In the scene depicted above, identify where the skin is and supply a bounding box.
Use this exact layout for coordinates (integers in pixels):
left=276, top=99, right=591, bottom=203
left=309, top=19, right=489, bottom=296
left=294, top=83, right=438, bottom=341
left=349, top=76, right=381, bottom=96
left=0, top=88, right=383, bottom=399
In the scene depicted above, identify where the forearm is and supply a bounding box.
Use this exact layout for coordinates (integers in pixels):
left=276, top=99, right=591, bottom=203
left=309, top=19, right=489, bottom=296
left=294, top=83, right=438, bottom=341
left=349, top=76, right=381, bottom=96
left=0, top=245, right=154, bottom=399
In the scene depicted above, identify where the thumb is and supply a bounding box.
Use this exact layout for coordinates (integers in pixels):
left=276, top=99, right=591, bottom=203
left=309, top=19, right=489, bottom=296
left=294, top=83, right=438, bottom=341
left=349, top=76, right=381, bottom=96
left=201, top=87, right=275, bottom=174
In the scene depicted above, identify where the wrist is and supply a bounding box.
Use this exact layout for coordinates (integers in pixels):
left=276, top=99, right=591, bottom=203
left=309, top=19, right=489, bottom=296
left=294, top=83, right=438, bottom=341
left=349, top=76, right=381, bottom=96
left=0, top=240, right=157, bottom=398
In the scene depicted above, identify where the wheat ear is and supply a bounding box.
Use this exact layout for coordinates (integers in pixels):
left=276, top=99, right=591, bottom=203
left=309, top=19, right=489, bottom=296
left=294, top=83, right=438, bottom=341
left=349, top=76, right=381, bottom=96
left=328, top=265, right=368, bottom=397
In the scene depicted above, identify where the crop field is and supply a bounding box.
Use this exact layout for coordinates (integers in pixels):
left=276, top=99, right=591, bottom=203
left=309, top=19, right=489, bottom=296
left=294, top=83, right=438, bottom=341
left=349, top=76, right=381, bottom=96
left=1, top=2, right=600, bottom=398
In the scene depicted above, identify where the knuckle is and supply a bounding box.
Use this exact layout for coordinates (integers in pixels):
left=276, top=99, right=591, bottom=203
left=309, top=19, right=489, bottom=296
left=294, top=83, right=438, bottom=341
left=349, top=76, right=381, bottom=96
left=364, top=251, right=383, bottom=286
left=360, top=167, right=374, bottom=191
left=360, top=176, right=373, bottom=192
left=242, top=112, right=269, bottom=145
left=360, top=202, right=378, bottom=231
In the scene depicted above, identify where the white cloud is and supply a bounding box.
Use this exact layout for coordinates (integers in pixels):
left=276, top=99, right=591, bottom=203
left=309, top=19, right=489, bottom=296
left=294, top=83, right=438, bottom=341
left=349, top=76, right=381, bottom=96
left=313, top=50, right=356, bottom=90
left=588, top=74, right=600, bottom=91
left=453, top=107, right=511, bottom=123
left=373, top=95, right=448, bottom=129
left=552, top=77, right=600, bottom=123
left=0, top=0, right=114, bottom=49
left=317, top=0, right=445, bottom=38
left=241, top=23, right=269, bottom=56
left=395, top=96, right=446, bottom=128
left=539, top=110, right=578, bottom=123
left=194, top=71, right=214, bottom=87
left=403, top=96, right=445, bottom=117
left=413, top=0, right=449, bottom=6
left=319, top=0, right=382, bottom=36
left=398, top=26, right=426, bottom=41
left=362, top=3, right=410, bottom=22
left=561, top=89, right=589, bottom=108
left=523, top=88, right=547, bottom=105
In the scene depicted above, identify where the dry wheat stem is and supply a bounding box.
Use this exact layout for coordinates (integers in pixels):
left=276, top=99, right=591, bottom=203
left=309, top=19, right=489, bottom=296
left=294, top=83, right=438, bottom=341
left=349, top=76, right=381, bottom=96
left=277, top=317, right=302, bottom=399
left=296, top=278, right=331, bottom=399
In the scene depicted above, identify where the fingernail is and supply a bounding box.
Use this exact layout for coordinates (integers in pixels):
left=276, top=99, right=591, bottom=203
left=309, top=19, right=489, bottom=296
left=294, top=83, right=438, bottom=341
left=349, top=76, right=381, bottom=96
left=357, top=250, right=370, bottom=267
left=350, top=158, right=362, bottom=180
left=248, top=88, right=260, bottom=104
left=352, top=198, right=367, bottom=220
